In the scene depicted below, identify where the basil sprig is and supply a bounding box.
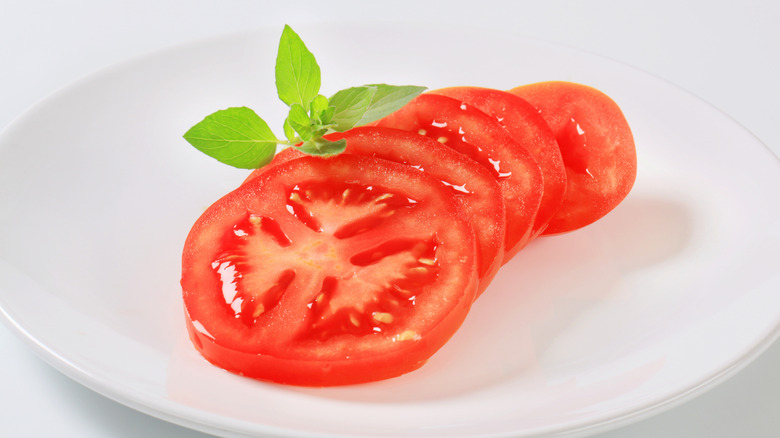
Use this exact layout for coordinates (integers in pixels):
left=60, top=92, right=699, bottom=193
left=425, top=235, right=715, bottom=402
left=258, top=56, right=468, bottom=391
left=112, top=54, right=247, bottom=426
left=184, top=25, right=426, bottom=169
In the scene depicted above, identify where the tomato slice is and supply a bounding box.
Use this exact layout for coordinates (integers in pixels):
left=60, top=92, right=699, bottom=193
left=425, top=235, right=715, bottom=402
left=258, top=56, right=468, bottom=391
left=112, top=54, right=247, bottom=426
left=244, top=127, right=505, bottom=295
left=430, top=87, right=566, bottom=236
left=509, top=82, right=637, bottom=234
left=182, top=154, right=479, bottom=386
left=372, top=94, right=543, bottom=261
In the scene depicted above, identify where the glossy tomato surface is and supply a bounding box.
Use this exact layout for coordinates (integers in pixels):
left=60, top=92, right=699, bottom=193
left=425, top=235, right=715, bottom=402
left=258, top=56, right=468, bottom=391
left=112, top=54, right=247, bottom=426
left=509, top=81, right=637, bottom=234
left=244, top=127, right=505, bottom=295
left=373, top=94, right=543, bottom=262
left=182, top=154, right=479, bottom=386
left=431, top=87, right=566, bottom=237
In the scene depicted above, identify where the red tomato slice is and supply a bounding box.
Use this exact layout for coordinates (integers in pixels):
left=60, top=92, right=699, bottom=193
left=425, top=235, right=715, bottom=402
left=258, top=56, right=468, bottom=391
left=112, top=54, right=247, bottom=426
left=244, top=127, right=505, bottom=295
left=182, top=154, right=479, bottom=386
left=373, top=94, right=543, bottom=261
left=431, top=87, right=566, bottom=237
left=509, top=81, right=637, bottom=234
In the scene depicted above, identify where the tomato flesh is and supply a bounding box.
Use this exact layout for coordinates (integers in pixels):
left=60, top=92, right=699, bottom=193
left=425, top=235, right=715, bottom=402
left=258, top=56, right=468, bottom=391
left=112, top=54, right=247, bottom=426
left=372, top=94, right=543, bottom=261
left=244, top=126, right=505, bottom=295
left=182, top=154, right=478, bottom=386
left=431, top=87, right=566, bottom=237
left=509, top=81, right=637, bottom=234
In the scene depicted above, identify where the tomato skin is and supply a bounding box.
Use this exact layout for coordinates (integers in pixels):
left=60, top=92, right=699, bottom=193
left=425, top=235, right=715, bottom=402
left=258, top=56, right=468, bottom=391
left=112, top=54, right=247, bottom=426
left=185, top=301, right=460, bottom=386
left=182, top=154, right=478, bottom=386
left=244, top=126, right=505, bottom=296
left=372, top=94, right=544, bottom=262
left=430, top=87, right=566, bottom=237
left=509, top=81, right=637, bottom=234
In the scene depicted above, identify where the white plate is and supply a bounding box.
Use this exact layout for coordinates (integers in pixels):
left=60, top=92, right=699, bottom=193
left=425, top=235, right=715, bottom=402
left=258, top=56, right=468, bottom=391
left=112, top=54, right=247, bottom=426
left=1, top=23, right=779, bottom=438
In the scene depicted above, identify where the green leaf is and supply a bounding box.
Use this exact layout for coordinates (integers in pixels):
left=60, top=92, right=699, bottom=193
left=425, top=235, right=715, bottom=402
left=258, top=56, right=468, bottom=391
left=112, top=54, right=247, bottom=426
left=328, top=86, right=376, bottom=131
left=183, top=107, right=278, bottom=169
left=310, top=94, right=329, bottom=120
left=328, top=84, right=426, bottom=131
left=282, top=118, right=297, bottom=143
left=358, top=84, right=427, bottom=125
left=286, top=103, right=313, bottom=141
left=321, top=106, right=335, bottom=124
left=297, top=137, right=347, bottom=156
left=275, top=25, right=321, bottom=108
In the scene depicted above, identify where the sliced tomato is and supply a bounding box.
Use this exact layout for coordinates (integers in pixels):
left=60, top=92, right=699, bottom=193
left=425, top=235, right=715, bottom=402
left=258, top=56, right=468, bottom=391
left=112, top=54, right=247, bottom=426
left=182, top=154, right=478, bottom=386
left=244, top=127, right=505, bottom=295
left=372, top=94, right=543, bottom=261
left=430, top=87, right=566, bottom=237
left=509, top=81, right=637, bottom=234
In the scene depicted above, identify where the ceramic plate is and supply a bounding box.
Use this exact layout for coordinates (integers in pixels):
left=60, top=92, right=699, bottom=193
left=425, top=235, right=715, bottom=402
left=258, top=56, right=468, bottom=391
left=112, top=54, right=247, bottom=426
left=1, top=23, right=779, bottom=437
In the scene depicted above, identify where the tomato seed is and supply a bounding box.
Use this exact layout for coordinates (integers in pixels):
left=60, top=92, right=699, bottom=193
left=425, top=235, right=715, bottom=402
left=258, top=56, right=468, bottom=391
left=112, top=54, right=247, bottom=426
left=372, top=312, right=394, bottom=324
left=396, top=330, right=418, bottom=341
left=374, top=193, right=394, bottom=202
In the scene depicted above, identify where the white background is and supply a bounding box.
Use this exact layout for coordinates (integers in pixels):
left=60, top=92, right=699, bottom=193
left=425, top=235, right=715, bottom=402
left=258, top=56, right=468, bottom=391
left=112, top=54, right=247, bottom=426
left=1, top=1, right=779, bottom=436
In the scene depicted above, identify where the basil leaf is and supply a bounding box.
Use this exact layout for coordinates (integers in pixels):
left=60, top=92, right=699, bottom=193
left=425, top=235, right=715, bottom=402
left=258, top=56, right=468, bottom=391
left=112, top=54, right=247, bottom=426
left=328, top=84, right=426, bottom=131
left=282, top=118, right=296, bottom=143
left=275, top=25, right=321, bottom=108
left=358, top=84, right=427, bottom=125
left=297, top=137, right=347, bottom=156
left=286, top=103, right=313, bottom=141
left=321, top=106, right=336, bottom=124
left=328, top=86, right=376, bottom=131
left=310, top=94, right=329, bottom=120
left=183, top=107, right=278, bottom=169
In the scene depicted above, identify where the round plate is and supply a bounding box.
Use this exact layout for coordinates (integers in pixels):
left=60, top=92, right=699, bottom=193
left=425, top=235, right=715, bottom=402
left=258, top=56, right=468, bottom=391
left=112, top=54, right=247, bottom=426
left=1, top=23, right=779, bottom=437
